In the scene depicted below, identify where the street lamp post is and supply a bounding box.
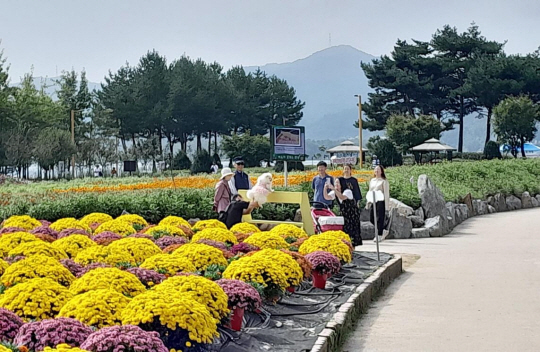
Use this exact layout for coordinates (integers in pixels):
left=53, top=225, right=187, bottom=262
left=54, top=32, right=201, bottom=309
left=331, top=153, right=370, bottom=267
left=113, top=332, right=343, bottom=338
left=354, top=95, right=363, bottom=167
left=71, top=110, right=76, bottom=177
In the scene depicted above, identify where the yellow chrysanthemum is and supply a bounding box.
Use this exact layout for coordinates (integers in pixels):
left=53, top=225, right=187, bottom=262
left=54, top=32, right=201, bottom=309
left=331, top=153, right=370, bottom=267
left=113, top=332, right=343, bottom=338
left=107, top=237, right=161, bottom=265
left=42, top=344, right=89, bottom=352
left=143, top=224, right=186, bottom=239
left=0, top=346, right=11, bottom=352
left=270, top=223, right=308, bottom=241
left=59, top=289, right=131, bottom=328
left=250, top=249, right=303, bottom=287
left=2, top=215, right=42, bottom=230
left=243, top=231, right=289, bottom=249
left=70, top=267, right=146, bottom=297
left=319, top=230, right=352, bottom=243
left=121, top=289, right=218, bottom=344
left=94, top=220, right=136, bottom=237
left=191, top=228, right=238, bottom=245
left=1, top=254, right=75, bottom=287
left=80, top=212, right=114, bottom=227
left=229, top=222, right=261, bottom=234
left=299, top=236, right=352, bottom=263
left=140, top=254, right=196, bottom=276
left=159, top=215, right=191, bottom=228
left=8, top=241, right=68, bottom=260
left=73, top=245, right=133, bottom=266
left=222, top=255, right=289, bottom=291
left=154, top=275, right=229, bottom=320
left=172, top=243, right=227, bottom=271
left=0, top=258, right=8, bottom=276
left=50, top=218, right=92, bottom=233
left=192, top=219, right=227, bottom=231
left=0, top=231, right=41, bottom=257
left=51, top=234, right=97, bottom=258
left=115, top=214, right=148, bottom=230
left=0, top=277, right=73, bottom=321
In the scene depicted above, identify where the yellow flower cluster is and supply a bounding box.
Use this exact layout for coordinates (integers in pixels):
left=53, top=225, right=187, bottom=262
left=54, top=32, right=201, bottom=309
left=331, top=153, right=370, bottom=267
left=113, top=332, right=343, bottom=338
left=270, top=224, right=308, bottom=240
left=50, top=218, right=92, bottom=233
left=0, top=258, right=8, bottom=276
left=172, top=243, right=228, bottom=271
left=140, top=254, right=196, bottom=275
left=51, top=234, right=97, bottom=258
left=320, top=230, right=352, bottom=243
left=243, top=231, right=290, bottom=250
left=144, top=224, right=186, bottom=239
left=9, top=241, right=68, bottom=260
left=121, top=289, right=219, bottom=344
left=191, top=228, right=238, bottom=245
left=116, top=214, right=148, bottom=228
left=0, top=277, right=73, bottom=321
left=250, top=249, right=303, bottom=287
left=79, top=212, right=114, bottom=227
left=1, top=255, right=75, bottom=287
left=192, top=219, right=227, bottom=231
left=73, top=245, right=132, bottom=266
left=222, top=255, right=289, bottom=291
left=159, top=215, right=191, bottom=228
left=0, top=346, right=11, bottom=352
left=59, top=289, right=131, bottom=328
left=2, top=215, right=41, bottom=230
left=0, top=231, right=41, bottom=256
left=70, top=267, right=146, bottom=297
left=42, top=344, right=89, bottom=352
left=107, top=238, right=162, bottom=265
left=299, top=235, right=352, bottom=263
left=229, top=222, right=260, bottom=235
left=94, top=220, right=136, bottom=237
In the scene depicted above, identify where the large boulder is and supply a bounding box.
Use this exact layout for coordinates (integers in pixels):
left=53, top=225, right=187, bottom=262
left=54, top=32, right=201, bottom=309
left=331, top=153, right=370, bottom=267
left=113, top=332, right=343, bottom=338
left=455, top=204, right=469, bottom=223
left=360, top=221, right=375, bottom=240
left=532, top=197, right=539, bottom=208
left=445, top=202, right=456, bottom=230
left=408, top=215, right=425, bottom=228
left=506, top=195, right=522, bottom=211
left=418, top=175, right=449, bottom=234
left=411, top=228, right=430, bottom=238
left=462, top=193, right=475, bottom=217
left=387, top=208, right=412, bottom=239
left=521, top=192, right=533, bottom=209
left=389, top=198, right=414, bottom=217
left=536, top=195, right=540, bottom=205
left=414, top=207, right=425, bottom=220
left=424, top=216, right=443, bottom=237
left=487, top=205, right=496, bottom=214
left=472, top=200, right=488, bottom=216
left=488, top=193, right=507, bottom=212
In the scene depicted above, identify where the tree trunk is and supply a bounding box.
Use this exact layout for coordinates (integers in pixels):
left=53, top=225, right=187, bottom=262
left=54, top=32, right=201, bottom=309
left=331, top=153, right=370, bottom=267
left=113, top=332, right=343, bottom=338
left=121, top=136, right=128, bottom=154
left=521, top=138, right=526, bottom=158
left=458, top=96, right=464, bottom=153
left=208, top=131, right=212, bottom=154
left=485, top=107, right=492, bottom=145
left=196, top=134, right=202, bottom=151
left=214, top=132, right=218, bottom=154
left=158, top=129, right=163, bottom=156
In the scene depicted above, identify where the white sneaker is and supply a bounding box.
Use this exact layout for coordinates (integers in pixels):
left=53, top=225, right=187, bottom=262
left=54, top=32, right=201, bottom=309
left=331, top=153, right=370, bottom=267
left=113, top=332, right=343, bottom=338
left=373, top=235, right=383, bottom=242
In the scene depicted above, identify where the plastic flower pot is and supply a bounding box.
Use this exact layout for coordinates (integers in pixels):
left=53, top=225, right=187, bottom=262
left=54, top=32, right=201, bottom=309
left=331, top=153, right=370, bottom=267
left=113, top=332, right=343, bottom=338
left=312, top=270, right=328, bottom=289
left=228, top=306, right=245, bottom=331
left=287, top=286, right=295, bottom=293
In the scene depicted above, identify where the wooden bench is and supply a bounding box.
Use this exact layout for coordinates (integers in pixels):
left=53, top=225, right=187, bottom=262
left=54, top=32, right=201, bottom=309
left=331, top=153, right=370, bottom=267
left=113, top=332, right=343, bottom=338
left=238, top=190, right=315, bottom=235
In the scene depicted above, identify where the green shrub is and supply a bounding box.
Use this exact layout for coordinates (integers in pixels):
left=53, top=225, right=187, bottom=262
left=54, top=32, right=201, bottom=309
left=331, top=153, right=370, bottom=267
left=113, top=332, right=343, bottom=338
left=483, top=141, right=502, bottom=160
left=173, top=151, right=192, bottom=170
left=367, top=136, right=403, bottom=167
left=274, top=161, right=305, bottom=172
left=190, top=150, right=213, bottom=174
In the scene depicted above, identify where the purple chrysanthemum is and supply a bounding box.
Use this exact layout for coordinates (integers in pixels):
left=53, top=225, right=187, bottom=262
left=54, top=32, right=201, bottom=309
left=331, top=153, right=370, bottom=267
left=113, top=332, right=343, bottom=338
left=195, top=239, right=229, bottom=251
left=30, top=225, right=59, bottom=239
left=304, top=251, right=341, bottom=275
left=39, top=220, right=52, bottom=227
left=80, top=325, right=168, bottom=352
left=14, top=318, right=92, bottom=351
left=0, top=227, right=26, bottom=234
left=231, top=242, right=260, bottom=255
left=92, top=231, right=122, bottom=245
left=57, top=228, right=91, bottom=239
left=3, top=256, right=25, bottom=264
left=126, top=267, right=165, bottom=288
left=60, top=258, right=85, bottom=277
left=216, top=279, right=262, bottom=311
left=0, top=307, right=24, bottom=342
left=155, top=236, right=189, bottom=250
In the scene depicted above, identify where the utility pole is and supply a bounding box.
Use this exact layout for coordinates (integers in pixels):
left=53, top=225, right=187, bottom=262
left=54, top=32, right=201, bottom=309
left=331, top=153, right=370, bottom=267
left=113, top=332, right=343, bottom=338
left=71, top=109, right=76, bottom=177
left=282, top=116, right=288, bottom=188
left=355, top=95, right=363, bottom=167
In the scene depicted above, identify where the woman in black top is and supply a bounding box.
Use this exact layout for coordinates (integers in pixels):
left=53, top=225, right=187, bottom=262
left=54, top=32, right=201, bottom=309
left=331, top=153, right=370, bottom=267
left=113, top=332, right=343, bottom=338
left=323, top=181, right=362, bottom=246
left=338, top=164, right=362, bottom=204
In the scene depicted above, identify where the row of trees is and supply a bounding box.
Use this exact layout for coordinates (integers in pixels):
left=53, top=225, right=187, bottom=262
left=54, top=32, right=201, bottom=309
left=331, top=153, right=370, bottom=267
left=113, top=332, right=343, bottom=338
left=359, top=24, right=540, bottom=152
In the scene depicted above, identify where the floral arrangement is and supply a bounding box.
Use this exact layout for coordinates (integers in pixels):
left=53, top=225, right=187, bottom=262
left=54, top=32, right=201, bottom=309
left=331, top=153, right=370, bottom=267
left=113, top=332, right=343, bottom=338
left=192, top=219, right=227, bottom=231
left=0, top=232, right=41, bottom=257
left=154, top=235, right=188, bottom=249
left=194, top=239, right=229, bottom=251
left=0, top=227, right=26, bottom=234
left=0, top=307, right=24, bottom=343
left=58, top=289, right=131, bottom=328
left=0, top=278, right=73, bottom=321
left=60, top=259, right=85, bottom=277
left=49, top=218, right=91, bottom=234
left=162, top=243, right=184, bottom=253
left=115, top=214, right=148, bottom=231
left=76, top=262, right=111, bottom=277
left=159, top=215, right=191, bottom=229
left=234, top=232, right=252, bottom=243
left=33, top=233, right=56, bottom=243
left=143, top=224, right=186, bottom=239
left=153, top=275, right=230, bottom=320
left=57, top=228, right=92, bottom=239
left=299, top=236, right=352, bottom=263
left=2, top=215, right=41, bottom=231
left=69, top=267, right=146, bottom=297
left=140, top=254, right=197, bottom=276
left=126, top=267, right=165, bottom=288
left=80, top=325, right=168, bottom=352
left=51, top=235, right=97, bottom=259
left=304, top=251, right=341, bottom=275
left=216, top=279, right=262, bottom=311
left=0, top=259, right=8, bottom=276
left=3, top=256, right=25, bottom=265
left=79, top=213, right=113, bottom=227
left=243, top=231, right=290, bottom=250
left=42, top=344, right=89, bottom=352
left=8, top=241, right=68, bottom=260
left=270, top=224, right=308, bottom=241
left=94, top=220, right=136, bottom=237
left=229, top=222, right=261, bottom=235
left=13, top=318, right=92, bottom=351
left=231, top=242, right=260, bottom=255
left=250, top=249, right=304, bottom=287
left=107, top=237, right=161, bottom=265
left=91, top=231, right=122, bottom=246
left=74, top=245, right=131, bottom=267
left=280, top=250, right=312, bottom=279
left=121, top=289, right=218, bottom=346
left=320, top=230, right=352, bottom=243
left=31, top=225, right=59, bottom=238
left=191, top=228, right=238, bottom=245
left=172, top=243, right=228, bottom=271
left=1, top=255, right=75, bottom=287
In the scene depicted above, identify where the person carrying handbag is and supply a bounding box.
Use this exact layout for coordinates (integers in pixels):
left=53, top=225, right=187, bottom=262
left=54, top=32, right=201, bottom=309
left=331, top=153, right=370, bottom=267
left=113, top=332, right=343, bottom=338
left=365, top=165, right=390, bottom=242
left=214, top=168, right=234, bottom=215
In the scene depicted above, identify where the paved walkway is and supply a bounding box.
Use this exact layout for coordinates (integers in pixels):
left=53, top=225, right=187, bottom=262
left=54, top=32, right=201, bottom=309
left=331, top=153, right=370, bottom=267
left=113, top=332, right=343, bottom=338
left=343, top=208, right=540, bottom=352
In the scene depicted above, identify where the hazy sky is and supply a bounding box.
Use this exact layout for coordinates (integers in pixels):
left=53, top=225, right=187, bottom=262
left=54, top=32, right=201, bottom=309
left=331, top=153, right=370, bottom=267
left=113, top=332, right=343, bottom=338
left=1, top=0, right=539, bottom=82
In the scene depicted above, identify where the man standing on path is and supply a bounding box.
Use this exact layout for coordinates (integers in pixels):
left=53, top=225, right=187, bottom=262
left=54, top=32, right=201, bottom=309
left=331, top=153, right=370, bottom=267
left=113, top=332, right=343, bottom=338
left=229, top=157, right=252, bottom=195
left=312, top=161, right=334, bottom=207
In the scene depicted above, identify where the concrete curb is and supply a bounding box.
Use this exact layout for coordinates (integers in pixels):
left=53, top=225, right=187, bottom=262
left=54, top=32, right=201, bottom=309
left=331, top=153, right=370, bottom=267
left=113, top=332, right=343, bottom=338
left=310, top=255, right=403, bottom=352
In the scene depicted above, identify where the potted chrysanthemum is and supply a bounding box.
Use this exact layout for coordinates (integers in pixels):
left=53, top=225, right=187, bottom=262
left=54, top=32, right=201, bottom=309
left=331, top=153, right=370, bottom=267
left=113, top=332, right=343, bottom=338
left=216, top=279, right=262, bottom=331
left=304, top=251, right=341, bottom=289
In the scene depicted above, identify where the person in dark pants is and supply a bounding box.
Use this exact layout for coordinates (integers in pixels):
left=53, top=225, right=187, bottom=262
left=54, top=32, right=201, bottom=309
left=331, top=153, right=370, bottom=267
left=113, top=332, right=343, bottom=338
left=366, top=165, right=390, bottom=242
left=312, top=161, right=334, bottom=207
left=224, top=194, right=258, bottom=229
left=324, top=181, right=362, bottom=246
left=338, top=164, right=362, bottom=205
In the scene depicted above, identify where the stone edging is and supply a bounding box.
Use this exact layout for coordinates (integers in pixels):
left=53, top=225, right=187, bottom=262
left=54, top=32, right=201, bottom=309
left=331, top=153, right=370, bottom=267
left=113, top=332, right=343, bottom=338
left=310, top=255, right=403, bottom=352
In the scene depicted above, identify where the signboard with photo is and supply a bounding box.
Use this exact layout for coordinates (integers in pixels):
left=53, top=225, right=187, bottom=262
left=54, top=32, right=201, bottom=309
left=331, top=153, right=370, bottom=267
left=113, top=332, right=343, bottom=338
left=271, top=126, right=306, bottom=161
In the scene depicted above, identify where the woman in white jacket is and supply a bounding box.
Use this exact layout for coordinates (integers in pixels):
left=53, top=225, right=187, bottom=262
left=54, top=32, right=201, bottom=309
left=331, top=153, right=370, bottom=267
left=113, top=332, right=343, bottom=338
left=366, top=165, right=390, bottom=242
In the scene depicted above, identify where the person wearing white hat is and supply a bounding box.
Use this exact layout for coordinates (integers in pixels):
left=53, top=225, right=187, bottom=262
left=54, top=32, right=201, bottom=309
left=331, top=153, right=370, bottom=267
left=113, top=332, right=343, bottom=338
left=214, top=168, right=234, bottom=213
